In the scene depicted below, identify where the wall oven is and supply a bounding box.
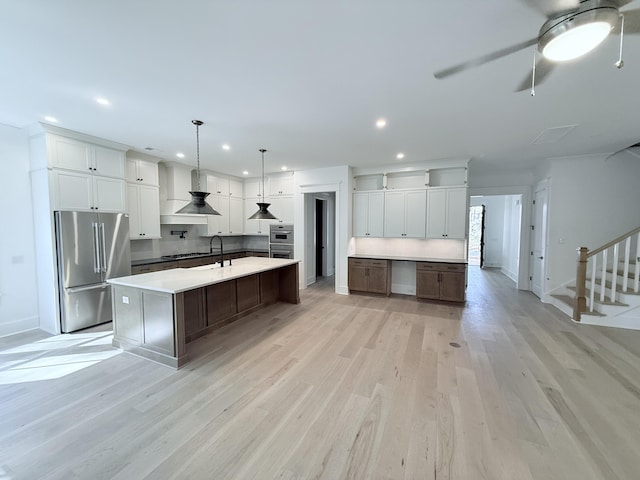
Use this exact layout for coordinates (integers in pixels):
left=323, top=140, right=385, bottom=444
left=270, top=243, right=294, bottom=259
left=270, top=224, right=294, bottom=244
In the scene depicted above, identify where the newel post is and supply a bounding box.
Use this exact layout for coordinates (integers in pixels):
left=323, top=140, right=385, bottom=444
left=573, top=247, right=588, bottom=321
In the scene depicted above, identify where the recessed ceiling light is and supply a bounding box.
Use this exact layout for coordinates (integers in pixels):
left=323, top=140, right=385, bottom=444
left=222, top=144, right=231, bottom=151
left=396, top=153, right=405, bottom=159
left=44, top=116, right=58, bottom=123
left=95, top=97, right=110, bottom=106
left=376, top=118, right=387, bottom=128
left=242, top=170, right=249, bottom=175
left=281, top=166, right=288, bottom=171
left=176, top=152, right=185, bottom=158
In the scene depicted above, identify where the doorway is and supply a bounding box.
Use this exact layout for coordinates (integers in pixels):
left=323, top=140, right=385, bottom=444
left=304, top=192, right=335, bottom=288
left=468, top=205, right=485, bottom=267
left=315, top=198, right=325, bottom=278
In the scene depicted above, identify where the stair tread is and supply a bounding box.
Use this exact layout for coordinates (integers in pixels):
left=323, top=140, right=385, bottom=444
left=551, top=294, right=605, bottom=317
left=567, top=283, right=640, bottom=297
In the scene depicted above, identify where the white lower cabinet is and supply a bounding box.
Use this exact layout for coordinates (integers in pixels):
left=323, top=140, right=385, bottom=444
left=383, top=190, right=426, bottom=237
left=426, top=187, right=467, bottom=239
left=52, top=170, right=126, bottom=212
left=128, top=184, right=160, bottom=239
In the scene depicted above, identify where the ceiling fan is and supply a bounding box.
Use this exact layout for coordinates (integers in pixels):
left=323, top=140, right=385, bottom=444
left=433, top=0, right=640, bottom=92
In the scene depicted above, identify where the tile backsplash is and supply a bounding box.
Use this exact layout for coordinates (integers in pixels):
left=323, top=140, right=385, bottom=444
left=130, top=225, right=269, bottom=261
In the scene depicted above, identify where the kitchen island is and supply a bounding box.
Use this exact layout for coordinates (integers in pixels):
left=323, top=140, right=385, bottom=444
left=108, top=257, right=299, bottom=368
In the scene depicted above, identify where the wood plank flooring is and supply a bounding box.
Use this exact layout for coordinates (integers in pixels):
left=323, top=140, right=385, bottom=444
left=1, top=268, right=640, bottom=479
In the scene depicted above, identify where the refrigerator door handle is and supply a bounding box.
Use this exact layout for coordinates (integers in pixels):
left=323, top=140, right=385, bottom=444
left=92, top=222, right=101, bottom=274
left=67, top=283, right=109, bottom=293
left=99, top=222, right=107, bottom=273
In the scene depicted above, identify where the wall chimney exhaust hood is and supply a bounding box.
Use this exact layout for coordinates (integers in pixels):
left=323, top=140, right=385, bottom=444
left=159, top=162, right=208, bottom=225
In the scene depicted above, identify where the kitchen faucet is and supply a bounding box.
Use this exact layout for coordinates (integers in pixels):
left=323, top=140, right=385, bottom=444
left=209, top=235, right=230, bottom=267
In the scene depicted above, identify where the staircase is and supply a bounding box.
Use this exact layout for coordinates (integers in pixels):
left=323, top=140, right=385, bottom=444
left=551, top=226, right=640, bottom=330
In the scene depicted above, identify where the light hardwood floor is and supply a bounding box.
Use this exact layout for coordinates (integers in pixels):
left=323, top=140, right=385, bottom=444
left=1, top=268, right=639, bottom=479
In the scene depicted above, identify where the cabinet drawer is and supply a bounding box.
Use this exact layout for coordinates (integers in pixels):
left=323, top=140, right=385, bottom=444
left=131, top=261, right=178, bottom=275
left=417, top=262, right=466, bottom=273
left=349, top=258, right=389, bottom=269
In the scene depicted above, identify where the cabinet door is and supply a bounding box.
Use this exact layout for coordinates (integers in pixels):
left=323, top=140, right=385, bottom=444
left=138, top=185, right=160, bottom=238
left=269, top=196, right=293, bottom=224
left=348, top=264, right=368, bottom=292
left=367, top=192, right=385, bottom=237
left=136, top=160, right=159, bottom=186
left=236, top=274, right=259, bottom=312
left=93, top=177, right=126, bottom=212
left=353, top=193, right=369, bottom=237
left=383, top=191, right=406, bottom=237
left=439, top=272, right=465, bottom=302
left=244, top=198, right=266, bottom=234
left=228, top=196, right=243, bottom=234
left=126, top=159, right=139, bottom=183
left=93, top=146, right=125, bottom=178
left=416, top=270, right=440, bottom=299
left=183, top=288, right=206, bottom=337
left=52, top=170, right=93, bottom=210
left=203, top=195, right=223, bottom=235
left=207, top=175, right=229, bottom=195
left=49, top=135, right=92, bottom=172
left=217, top=195, right=230, bottom=233
left=426, top=189, right=447, bottom=238
left=366, top=265, right=389, bottom=294
left=228, top=179, right=243, bottom=197
left=243, top=178, right=263, bottom=198
left=127, top=184, right=141, bottom=238
left=269, top=175, right=293, bottom=196
left=445, top=188, right=467, bottom=239
left=404, top=190, right=427, bottom=237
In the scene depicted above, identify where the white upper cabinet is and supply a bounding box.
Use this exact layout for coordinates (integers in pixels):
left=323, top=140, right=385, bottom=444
left=128, top=184, right=160, bottom=239
left=426, top=187, right=467, bottom=239
left=48, top=135, right=125, bottom=178
left=205, top=174, right=230, bottom=196
left=269, top=174, right=294, bottom=196
left=126, top=157, right=159, bottom=186
left=228, top=179, right=243, bottom=198
left=244, top=178, right=264, bottom=198
left=268, top=196, right=293, bottom=224
left=353, top=192, right=384, bottom=237
left=383, top=190, right=426, bottom=238
left=228, top=196, right=243, bottom=234
left=52, top=170, right=126, bottom=212
left=244, top=198, right=268, bottom=234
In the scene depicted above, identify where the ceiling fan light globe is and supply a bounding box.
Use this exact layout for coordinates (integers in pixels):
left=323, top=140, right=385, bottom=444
left=542, top=22, right=613, bottom=61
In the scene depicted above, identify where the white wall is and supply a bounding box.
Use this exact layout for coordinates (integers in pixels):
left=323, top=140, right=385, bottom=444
left=0, top=124, right=39, bottom=336
left=501, top=195, right=522, bottom=282
left=536, top=153, right=640, bottom=293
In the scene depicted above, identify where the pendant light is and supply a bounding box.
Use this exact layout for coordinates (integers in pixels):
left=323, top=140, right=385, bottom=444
left=176, top=120, right=220, bottom=215
left=248, top=148, right=277, bottom=220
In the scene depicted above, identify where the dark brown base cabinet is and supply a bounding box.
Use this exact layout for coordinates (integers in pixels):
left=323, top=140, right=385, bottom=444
left=348, top=258, right=391, bottom=296
left=416, top=262, right=466, bottom=303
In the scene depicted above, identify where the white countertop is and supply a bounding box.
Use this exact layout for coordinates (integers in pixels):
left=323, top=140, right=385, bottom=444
left=349, top=254, right=467, bottom=264
left=108, top=257, right=299, bottom=294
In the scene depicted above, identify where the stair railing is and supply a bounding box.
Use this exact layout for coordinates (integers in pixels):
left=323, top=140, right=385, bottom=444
left=574, top=226, right=640, bottom=321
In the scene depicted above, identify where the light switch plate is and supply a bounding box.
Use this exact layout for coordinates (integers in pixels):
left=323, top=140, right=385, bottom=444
left=122, top=296, right=129, bottom=304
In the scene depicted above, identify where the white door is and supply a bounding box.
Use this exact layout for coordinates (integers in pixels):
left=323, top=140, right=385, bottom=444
left=531, top=182, right=548, bottom=298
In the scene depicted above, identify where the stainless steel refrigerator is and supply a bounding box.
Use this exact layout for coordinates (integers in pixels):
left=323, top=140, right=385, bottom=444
left=54, top=211, right=131, bottom=333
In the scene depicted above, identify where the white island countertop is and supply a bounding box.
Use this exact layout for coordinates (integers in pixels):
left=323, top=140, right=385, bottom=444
left=108, top=257, right=299, bottom=294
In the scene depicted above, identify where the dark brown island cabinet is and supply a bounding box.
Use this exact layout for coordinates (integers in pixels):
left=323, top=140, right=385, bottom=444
left=348, top=258, right=391, bottom=296
left=416, top=262, right=466, bottom=303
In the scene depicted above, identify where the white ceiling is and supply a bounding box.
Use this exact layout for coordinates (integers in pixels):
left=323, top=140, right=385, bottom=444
left=2, top=0, right=639, bottom=177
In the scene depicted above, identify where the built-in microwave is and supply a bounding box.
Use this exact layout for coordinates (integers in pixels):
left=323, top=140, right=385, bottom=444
left=270, top=224, right=293, bottom=244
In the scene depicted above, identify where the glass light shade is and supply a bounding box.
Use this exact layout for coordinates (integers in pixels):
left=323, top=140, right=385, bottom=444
left=176, top=191, right=221, bottom=215
left=542, top=22, right=612, bottom=61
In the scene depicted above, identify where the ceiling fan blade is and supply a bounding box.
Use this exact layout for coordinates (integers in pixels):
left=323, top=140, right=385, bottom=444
left=606, top=142, right=640, bottom=160
left=434, top=37, right=538, bottom=79
left=514, top=58, right=556, bottom=92
left=521, top=0, right=580, bottom=17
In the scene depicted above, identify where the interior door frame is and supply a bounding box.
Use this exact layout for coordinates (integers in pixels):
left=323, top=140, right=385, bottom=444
left=530, top=179, right=549, bottom=298
left=468, top=186, right=532, bottom=290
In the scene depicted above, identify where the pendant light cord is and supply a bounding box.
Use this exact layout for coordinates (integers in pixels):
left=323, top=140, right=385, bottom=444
left=193, top=119, right=203, bottom=191
left=260, top=148, right=267, bottom=198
